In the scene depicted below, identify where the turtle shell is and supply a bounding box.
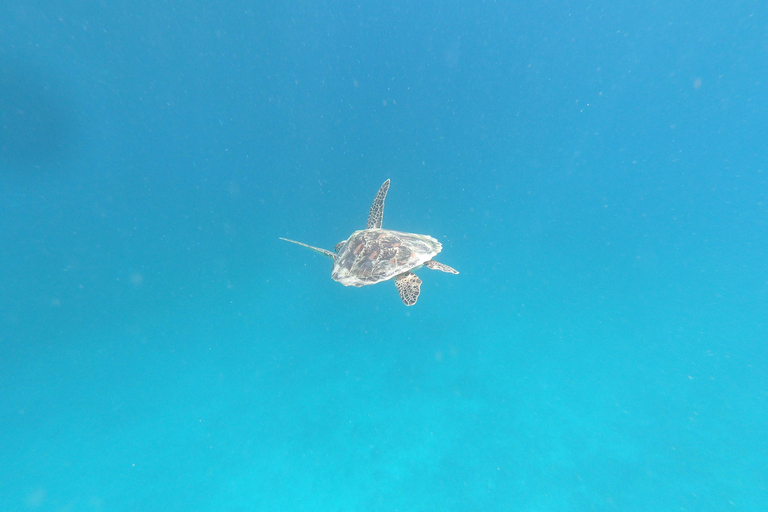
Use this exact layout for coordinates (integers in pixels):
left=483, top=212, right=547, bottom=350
left=332, top=228, right=441, bottom=287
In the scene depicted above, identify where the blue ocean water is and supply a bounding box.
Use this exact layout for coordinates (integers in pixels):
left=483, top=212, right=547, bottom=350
left=1, top=1, right=766, bottom=510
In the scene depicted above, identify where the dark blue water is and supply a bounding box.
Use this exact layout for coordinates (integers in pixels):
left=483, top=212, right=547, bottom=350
left=2, top=1, right=766, bottom=510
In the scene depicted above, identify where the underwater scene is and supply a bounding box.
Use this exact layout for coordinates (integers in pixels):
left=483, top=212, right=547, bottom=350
left=1, top=1, right=766, bottom=510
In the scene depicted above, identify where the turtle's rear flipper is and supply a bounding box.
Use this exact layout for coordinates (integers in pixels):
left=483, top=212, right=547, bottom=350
left=395, top=272, right=422, bottom=306
left=425, top=259, right=459, bottom=274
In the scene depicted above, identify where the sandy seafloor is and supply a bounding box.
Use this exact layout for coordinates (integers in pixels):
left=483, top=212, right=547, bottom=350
left=1, top=1, right=766, bottom=510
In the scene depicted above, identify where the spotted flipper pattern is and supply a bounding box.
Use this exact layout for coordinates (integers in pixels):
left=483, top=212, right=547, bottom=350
left=395, top=271, right=422, bottom=306
left=366, top=179, right=390, bottom=229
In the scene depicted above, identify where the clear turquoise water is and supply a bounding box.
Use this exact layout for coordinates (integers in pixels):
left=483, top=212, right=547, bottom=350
left=1, top=1, right=766, bottom=510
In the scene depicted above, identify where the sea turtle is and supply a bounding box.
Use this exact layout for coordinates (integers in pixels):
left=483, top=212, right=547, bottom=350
left=281, top=179, right=458, bottom=306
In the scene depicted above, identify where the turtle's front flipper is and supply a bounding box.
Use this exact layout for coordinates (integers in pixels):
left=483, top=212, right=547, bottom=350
left=280, top=238, right=336, bottom=260
left=425, top=259, right=459, bottom=274
left=395, top=271, right=422, bottom=306
left=366, top=179, right=390, bottom=229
